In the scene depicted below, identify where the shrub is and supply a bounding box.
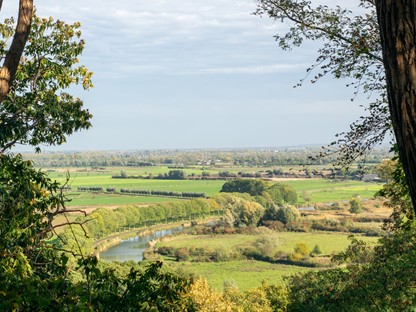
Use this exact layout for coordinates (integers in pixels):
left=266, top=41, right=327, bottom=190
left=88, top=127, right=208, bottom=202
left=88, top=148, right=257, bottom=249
left=157, top=246, right=175, bottom=256
left=212, top=248, right=235, bottom=262
left=310, top=244, right=322, bottom=257
left=175, top=248, right=190, bottom=262
left=289, top=252, right=304, bottom=262
left=275, top=206, right=300, bottom=224
left=349, top=197, right=364, bottom=214
left=263, top=220, right=286, bottom=231
left=294, top=242, right=310, bottom=256
left=253, top=235, right=279, bottom=259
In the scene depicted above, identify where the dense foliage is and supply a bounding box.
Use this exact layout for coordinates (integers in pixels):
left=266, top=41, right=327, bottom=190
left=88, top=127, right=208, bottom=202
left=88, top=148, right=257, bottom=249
left=0, top=16, right=92, bottom=153
left=220, top=179, right=297, bottom=205
left=220, top=179, right=268, bottom=196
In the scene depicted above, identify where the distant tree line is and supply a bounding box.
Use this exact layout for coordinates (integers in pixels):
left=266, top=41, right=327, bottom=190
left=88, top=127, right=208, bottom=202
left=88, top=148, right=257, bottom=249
left=76, top=186, right=207, bottom=199
left=77, top=186, right=104, bottom=192
left=26, top=146, right=390, bottom=168
left=120, top=188, right=207, bottom=198
left=112, top=170, right=187, bottom=180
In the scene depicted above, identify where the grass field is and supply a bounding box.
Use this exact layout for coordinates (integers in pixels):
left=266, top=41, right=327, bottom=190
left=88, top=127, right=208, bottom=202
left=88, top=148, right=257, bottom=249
left=49, top=167, right=224, bottom=207
left=64, top=192, right=183, bottom=207
left=157, top=232, right=378, bottom=257
left=157, top=231, right=380, bottom=291
left=173, top=260, right=310, bottom=291
left=285, top=179, right=382, bottom=203
left=45, top=166, right=383, bottom=207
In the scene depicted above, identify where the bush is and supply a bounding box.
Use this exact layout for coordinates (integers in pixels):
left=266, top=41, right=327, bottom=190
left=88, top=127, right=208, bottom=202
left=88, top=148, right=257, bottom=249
left=310, top=244, right=322, bottom=257
left=276, top=206, right=300, bottom=224
left=157, top=246, right=175, bottom=256
left=294, top=242, right=310, bottom=256
left=263, top=220, right=286, bottom=231
left=349, top=197, right=364, bottom=214
left=289, top=253, right=304, bottom=262
left=253, top=235, right=279, bottom=259
left=212, top=248, right=234, bottom=262
left=175, top=248, right=190, bottom=262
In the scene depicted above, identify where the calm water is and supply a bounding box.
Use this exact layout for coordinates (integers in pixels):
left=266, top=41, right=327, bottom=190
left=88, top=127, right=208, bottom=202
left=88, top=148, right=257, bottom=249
left=99, top=226, right=184, bottom=262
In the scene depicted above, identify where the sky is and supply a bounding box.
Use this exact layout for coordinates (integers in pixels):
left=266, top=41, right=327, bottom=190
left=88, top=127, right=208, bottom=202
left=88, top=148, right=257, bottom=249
left=3, top=1, right=372, bottom=151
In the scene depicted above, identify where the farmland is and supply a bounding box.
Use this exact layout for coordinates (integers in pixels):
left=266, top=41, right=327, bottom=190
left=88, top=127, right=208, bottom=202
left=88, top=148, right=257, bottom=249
left=44, top=160, right=390, bottom=294
left=155, top=231, right=380, bottom=291
left=46, top=165, right=384, bottom=207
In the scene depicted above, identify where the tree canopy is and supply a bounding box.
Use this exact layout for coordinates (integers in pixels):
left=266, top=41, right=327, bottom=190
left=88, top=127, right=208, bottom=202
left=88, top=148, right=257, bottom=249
left=0, top=15, right=92, bottom=153
left=220, top=178, right=268, bottom=196
left=255, top=0, right=416, bottom=214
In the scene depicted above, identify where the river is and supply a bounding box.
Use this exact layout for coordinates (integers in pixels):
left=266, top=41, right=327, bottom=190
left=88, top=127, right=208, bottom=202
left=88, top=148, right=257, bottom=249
left=99, top=226, right=184, bottom=262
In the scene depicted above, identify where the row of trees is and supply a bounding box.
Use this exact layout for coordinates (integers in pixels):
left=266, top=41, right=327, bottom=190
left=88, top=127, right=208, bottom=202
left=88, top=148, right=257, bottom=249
left=120, top=188, right=207, bottom=198
left=59, top=197, right=226, bottom=255
left=76, top=186, right=207, bottom=198
left=77, top=186, right=104, bottom=192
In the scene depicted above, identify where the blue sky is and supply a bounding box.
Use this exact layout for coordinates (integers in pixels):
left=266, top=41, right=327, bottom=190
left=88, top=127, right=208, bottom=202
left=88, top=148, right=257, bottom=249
left=4, top=1, right=370, bottom=151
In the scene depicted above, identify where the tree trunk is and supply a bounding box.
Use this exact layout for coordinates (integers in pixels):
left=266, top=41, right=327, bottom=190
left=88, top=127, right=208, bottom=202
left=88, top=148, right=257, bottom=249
left=376, top=0, right=416, bottom=213
left=0, top=0, right=33, bottom=102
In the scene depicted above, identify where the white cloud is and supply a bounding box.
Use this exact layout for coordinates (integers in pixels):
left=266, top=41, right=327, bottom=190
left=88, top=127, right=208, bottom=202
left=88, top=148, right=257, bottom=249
left=2, top=0, right=370, bottom=150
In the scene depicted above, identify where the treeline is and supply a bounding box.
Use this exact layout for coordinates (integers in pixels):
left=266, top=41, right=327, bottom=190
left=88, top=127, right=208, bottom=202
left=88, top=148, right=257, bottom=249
left=120, top=188, right=207, bottom=198
left=26, top=146, right=390, bottom=168
left=77, top=186, right=104, bottom=192
left=76, top=186, right=207, bottom=199
left=111, top=167, right=374, bottom=182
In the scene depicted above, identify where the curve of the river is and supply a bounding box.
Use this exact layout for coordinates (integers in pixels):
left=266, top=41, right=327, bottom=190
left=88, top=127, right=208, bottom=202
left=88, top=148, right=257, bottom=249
left=99, top=226, right=184, bottom=262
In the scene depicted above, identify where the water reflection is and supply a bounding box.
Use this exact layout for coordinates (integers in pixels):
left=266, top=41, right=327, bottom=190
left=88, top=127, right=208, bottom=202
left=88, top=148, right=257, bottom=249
left=100, top=226, right=184, bottom=262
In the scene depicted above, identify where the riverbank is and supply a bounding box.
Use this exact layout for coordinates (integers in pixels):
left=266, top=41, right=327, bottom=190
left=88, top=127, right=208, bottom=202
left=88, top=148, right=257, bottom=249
left=93, top=217, right=219, bottom=258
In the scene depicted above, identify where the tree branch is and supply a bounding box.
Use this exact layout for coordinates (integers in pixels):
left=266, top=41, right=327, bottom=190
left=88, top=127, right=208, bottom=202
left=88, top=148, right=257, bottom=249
left=275, top=3, right=383, bottom=62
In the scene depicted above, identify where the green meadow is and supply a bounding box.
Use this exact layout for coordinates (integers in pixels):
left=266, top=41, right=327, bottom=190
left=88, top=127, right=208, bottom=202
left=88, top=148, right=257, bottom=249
left=285, top=179, right=382, bottom=203
left=158, top=231, right=379, bottom=291
left=64, top=192, right=183, bottom=207
left=158, top=232, right=378, bottom=257
left=45, top=166, right=383, bottom=207
left=173, top=260, right=310, bottom=292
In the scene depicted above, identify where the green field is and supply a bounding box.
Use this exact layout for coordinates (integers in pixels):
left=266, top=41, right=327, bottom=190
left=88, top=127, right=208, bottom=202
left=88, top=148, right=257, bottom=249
left=46, top=166, right=383, bottom=207
left=173, top=260, right=310, bottom=292
left=157, top=231, right=379, bottom=291
left=64, top=192, right=183, bottom=207
left=49, top=167, right=224, bottom=206
left=285, top=179, right=382, bottom=203
left=158, top=232, right=378, bottom=257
